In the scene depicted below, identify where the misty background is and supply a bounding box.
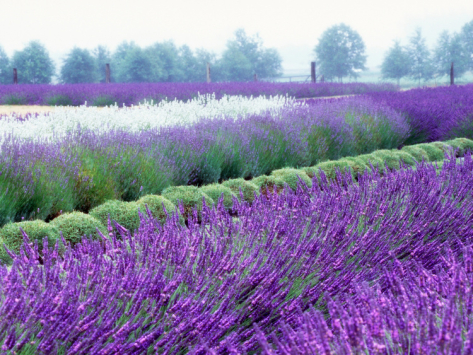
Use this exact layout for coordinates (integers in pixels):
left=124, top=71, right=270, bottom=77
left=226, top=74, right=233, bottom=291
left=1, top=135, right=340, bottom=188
left=0, top=0, right=472, bottom=86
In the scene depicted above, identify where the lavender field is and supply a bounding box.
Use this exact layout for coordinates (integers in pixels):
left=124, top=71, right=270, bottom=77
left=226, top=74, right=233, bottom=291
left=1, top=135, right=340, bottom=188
left=1, top=83, right=473, bottom=354
left=0, top=82, right=398, bottom=106
left=0, top=95, right=409, bottom=225
left=1, top=158, right=473, bottom=353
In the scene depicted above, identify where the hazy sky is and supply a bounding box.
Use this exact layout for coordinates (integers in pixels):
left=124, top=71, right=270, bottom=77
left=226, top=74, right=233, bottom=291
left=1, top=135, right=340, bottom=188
left=1, top=0, right=472, bottom=75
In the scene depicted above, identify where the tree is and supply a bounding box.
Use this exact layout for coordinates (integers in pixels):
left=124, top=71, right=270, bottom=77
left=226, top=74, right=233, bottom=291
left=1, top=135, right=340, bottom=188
left=11, top=41, right=55, bottom=84
left=433, top=30, right=469, bottom=79
left=116, top=47, right=154, bottom=83
left=219, top=42, right=253, bottom=81
left=407, top=28, right=433, bottom=86
left=314, top=23, right=367, bottom=82
left=218, top=29, right=282, bottom=81
left=195, top=49, right=218, bottom=81
left=381, top=40, right=411, bottom=86
left=461, top=20, right=473, bottom=71
left=0, top=46, right=10, bottom=84
left=178, top=45, right=204, bottom=82
left=112, top=41, right=140, bottom=82
left=60, top=47, right=96, bottom=84
left=92, top=45, right=112, bottom=83
left=256, top=48, right=282, bottom=80
left=145, top=41, right=183, bottom=82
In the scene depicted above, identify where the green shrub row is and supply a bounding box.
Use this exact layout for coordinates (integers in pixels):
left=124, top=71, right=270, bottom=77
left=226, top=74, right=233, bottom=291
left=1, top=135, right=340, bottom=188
left=1, top=138, right=471, bottom=265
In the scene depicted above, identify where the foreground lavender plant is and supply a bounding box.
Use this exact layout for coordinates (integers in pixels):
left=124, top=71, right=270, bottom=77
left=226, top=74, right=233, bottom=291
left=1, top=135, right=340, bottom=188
left=0, top=155, right=472, bottom=354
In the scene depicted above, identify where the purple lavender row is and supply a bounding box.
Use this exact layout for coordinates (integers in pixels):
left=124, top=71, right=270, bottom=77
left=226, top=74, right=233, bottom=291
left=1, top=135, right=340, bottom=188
left=366, top=83, right=473, bottom=144
left=0, top=82, right=398, bottom=106
left=0, top=156, right=472, bottom=353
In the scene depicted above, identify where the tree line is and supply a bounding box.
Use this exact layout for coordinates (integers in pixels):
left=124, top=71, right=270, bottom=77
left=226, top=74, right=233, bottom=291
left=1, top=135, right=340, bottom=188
left=381, top=21, right=473, bottom=85
left=1, top=21, right=472, bottom=86
left=0, top=29, right=283, bottom=84
left=312, top=19, right=473, bottom=85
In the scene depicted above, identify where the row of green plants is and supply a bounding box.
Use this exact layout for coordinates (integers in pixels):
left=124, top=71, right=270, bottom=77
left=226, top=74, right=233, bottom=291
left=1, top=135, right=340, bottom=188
left=1, top=94, right=118, bottom=107
left=1, top=137, right=471, bottom=265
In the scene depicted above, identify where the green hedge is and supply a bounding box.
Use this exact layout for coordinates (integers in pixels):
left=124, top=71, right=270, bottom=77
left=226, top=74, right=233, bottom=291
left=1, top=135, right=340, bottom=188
left=0, top=220, right=62, bottom=265
left=50, top=212, right=107, bottom=246
left=199, top=184, right=237, bottom=209
left=221, top=179, right=259, bottom=204
left=270, top=168, right=312, bottom=191
left=89, top=200, right=141, bottom=232
left=162, top=186, right=214, bottom=219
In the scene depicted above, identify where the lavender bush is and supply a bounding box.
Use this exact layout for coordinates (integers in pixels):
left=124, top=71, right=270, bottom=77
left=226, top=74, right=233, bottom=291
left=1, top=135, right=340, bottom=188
left=0, top=82, right=398, bottom=106
left=367, top=83, right=473, bottom=144
left=0, top=156, right=472, bottom=353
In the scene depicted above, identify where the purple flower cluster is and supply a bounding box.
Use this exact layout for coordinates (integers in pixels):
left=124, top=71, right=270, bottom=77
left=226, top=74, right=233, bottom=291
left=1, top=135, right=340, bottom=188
left=1, top=156, right=472, bottom=353
left=0, top=82, right=398, bottom=106
left=367, top=84, right=473, bottom=144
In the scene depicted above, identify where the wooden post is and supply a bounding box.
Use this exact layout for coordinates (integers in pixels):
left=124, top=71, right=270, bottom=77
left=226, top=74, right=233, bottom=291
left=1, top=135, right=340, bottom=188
left=311, top=62, right=316, bottom=83
left=320, top=74, right=324, bottom=83
left=206, top=63, right=211, bottom=83
left=105, top=63, right=110, bottom=83
left=450, top=62, right=454, bottom=85
left=13, top=68, right=17, bottom=84
left=253, top=73, right=258, bottom=82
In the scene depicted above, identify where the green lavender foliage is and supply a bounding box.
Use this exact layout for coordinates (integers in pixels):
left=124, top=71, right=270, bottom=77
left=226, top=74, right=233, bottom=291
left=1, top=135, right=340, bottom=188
left=371, top=150, right=404, bottom=170
left=46, top=94, right=74, bottom=106
left=270, top=168, right=312, bottom=191
left=89, top=200, right=142, bottom=232
left=50, top=212, right=107, bottom=246
left=391, top=150, right=417, bottom=166
left=0, top=220, right=62, bottom=265
left=252, top=175, right=286, bottom=191
left=338, top=157, right=370, bottom=177
left=136, top=195, right=179, bottom=224
left=161, top=186, right=214, bottom=220
left=445, top=138, right=473, bottom=156
left=400, top=146, right=430, bottom=162
left=199, top=184, right=237, bottom=209
left=221, top=178, right=259, bottom=203
left=413, top=143, right=445, bottom=161
left=313, top=160, right=355, bottom=180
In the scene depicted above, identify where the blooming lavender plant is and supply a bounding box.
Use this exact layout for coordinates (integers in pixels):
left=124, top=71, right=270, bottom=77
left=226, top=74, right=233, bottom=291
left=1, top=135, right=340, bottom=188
left=367, top=83, right=473, bottom=144
left=0, top=155, right=472, bottom=353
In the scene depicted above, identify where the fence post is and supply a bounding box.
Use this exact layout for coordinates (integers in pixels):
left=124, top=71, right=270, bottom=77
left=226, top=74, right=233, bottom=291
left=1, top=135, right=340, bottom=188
left=450, top=62, right=454, bottom=85
left=105, top=63, right=110, bottom=83
left=320, top=74, right=324, bottom=83
left=254, top=73, right=258, bottom=82
left=13, top=68, right=17, bottom=84
left=206, top=63, right=211, bottom=83
left=311, top=62, right=316, bottom=83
